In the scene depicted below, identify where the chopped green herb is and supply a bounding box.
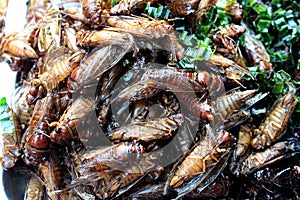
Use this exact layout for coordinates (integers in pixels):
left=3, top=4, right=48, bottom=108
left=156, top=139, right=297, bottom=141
left=0, top=97, right=15, bottom=136
left=111, top=0, right=117, bottom=7
left=145, top=3, right=170, bottom=19
left=242, top=0, right=300, bottom=71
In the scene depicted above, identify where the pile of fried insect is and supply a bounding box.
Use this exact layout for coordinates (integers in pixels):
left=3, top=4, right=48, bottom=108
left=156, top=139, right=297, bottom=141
left=0, top=0, right=299, bottom=199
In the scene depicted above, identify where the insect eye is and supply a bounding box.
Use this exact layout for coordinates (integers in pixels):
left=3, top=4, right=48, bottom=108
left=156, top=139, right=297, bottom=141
left=28, top=133, right=50, bottom=149
left=38, top=85, right=45, bottom=95
left=68, top=120, right=77, bottom=128
left=26, top=94, right=35, bottom=105
left=55, top=127, right=61, bottom=133
left=29, top=86, right=38, bottom=95
left=60, top=126, right=68, bottom=135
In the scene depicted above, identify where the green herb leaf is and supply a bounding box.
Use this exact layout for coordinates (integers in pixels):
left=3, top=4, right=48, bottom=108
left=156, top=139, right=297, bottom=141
left=144, top=3, right=170, bottom=19
left=111, top=0, right=117, bottom=7
left=0, top=97, right=15, bottom=136
left=242, top=0, right=300, bottom=70
left=0, top=97, right=6, bottom=106
left=272, top=81, right=284, bottom=94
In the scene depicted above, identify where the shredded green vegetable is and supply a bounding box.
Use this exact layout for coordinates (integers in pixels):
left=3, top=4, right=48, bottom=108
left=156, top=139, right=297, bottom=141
left=178, top=33, right=214, bottom=69
left=179, top=0, right=241, bottom=68
left=111, top=0, right=118, bottom=7
left=144, top=0, right=300, bottom=110
left=240, top=0, right=300, bottom=127
left=196, top=0, right=238, bottom=40
left=0, top=97, right=14, bottom=136
left=144, top=3, right=170, bottom=20
left=241, top=0, right=300, bottom=70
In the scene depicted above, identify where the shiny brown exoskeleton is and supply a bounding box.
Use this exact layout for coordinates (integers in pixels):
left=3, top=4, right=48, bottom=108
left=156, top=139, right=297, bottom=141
left=77, top=28, right=133, bottom=48
left=210, top=24, right=247, bottom=68
left=96, top=63, right=128, bottom=132
left=108, top=113, right=183, bottom=143
left=50, top=96, right=94, bottom=145
left=234, top=124, right=253, bottom=158
left=243, top=28, right=272, bottom=72
left=26, top=47, right=85, bottom=104
left=209, top=53, right=250, bottom=86
left=39, top=146, right=63, bottom=200
left=186, top=172, right=232, bottom=199
left=24, top=174, right=45, bottom=200
left=107, top=15, right=173, bottom=39
left=196, top=0, right=215, bottom=22
left=169, top=126, right=234, bottom=188
left=241, top=140, right=293, bottom=175
left=106, top=15, right=183, bottom=60
left=241, top=164, right=300, bottom=199
left=121, top=67, right=224, bottom=99
left=225, top=2, right=243, bottom=23
left=0, top=31, right=38, bottom=59
left=68, top=45, right=132, bottom=92
left=251, top=91, right=297, bottom=149
left=111, top=0, right=158, bottom=15
left=177, top=68, right=225, bottom=95
left=22, top=92, right=58, bottom=166
left=166, top=0, right=200, bottom=17
left=78, top=142, right=145, bottom=176
left=0, top=105, right=22, bottom=170
left=212, top=24, right=246, bottom=41
left=91, top=170, right=144, bottom=199
left=214, top=90, right=256, bottom=122
left=81, top=0, right=111, bottom=26
left=10, top=84, right=35, bottom=130
left=141, top=67, right=222, bottom=120
left=36, top=7, right=62, bottom=54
